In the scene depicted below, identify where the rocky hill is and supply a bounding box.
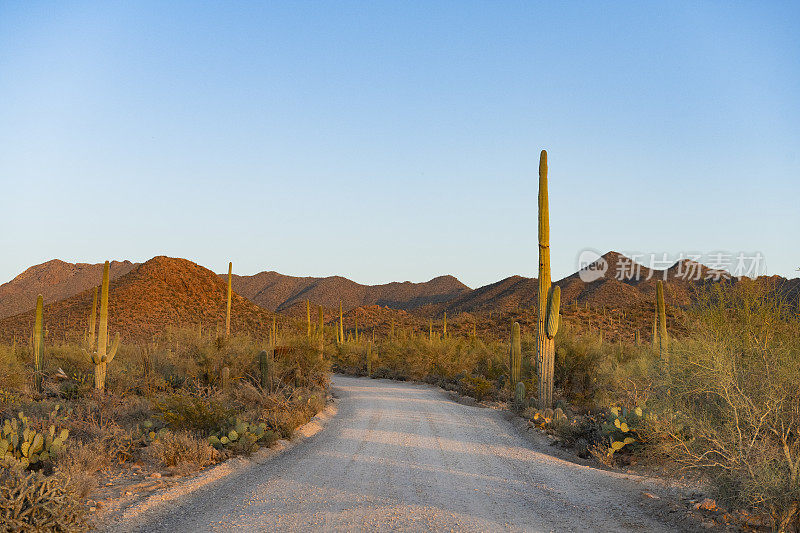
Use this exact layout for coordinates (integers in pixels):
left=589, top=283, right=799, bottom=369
left=0, top=257, right=275, bottom=342
left=0, top=260, right=137, bottom=319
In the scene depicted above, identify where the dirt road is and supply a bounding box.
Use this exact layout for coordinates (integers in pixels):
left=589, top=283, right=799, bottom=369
left=107, top=375, right=694, bottom=532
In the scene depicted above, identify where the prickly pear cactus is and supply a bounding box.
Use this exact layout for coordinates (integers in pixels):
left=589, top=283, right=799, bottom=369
left=602, top=405, right=644, bottom=457
left=208, top=418, right=277, bottom=452
left=1, top=409, right=69, bottom=470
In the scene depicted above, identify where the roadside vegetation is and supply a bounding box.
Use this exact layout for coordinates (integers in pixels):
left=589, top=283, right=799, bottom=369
left=0, top=263, right=329, bottom=531
left=331, top=281, right=800, bottom=532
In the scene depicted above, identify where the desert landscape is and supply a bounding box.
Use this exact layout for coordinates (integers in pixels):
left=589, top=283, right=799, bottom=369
left=2, top=2, right=798, bottom=532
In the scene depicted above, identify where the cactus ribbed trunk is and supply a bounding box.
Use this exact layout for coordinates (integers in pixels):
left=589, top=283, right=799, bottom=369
left=656, top=280, right=668, bottom=358
left=33, top=294, right=43, bottom=392
left=536, top=150, right=555, bottom=409
left=509, top=321, right=521, bottom=389
left=226, top=262, right=232, bottom=337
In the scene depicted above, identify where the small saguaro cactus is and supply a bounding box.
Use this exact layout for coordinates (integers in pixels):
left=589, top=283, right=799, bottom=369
left=258, top=349, right=272, bottom=392
left=655, top=280, right=669, bottom=358
left=514, top=381, right=526, bottom=410
left=537, top=149, right=557, bottom=409
left=429, top=319, right=433, bottom=342
left=317, top=305, right=324, bottom=359
left=306, top=300, right=311, bottom=338
left=366, top=341, right=372, bottom=377
left=226, top=262, right=232, bottom=337
left=220, top=366, right=230, bottom=390
left=84, top=261, right=120, bottom=391
left=33, top=295, right=44, bottom=392
left=443, top=312, right=447, bottom=338
left=509, top=322, right=521, bottom=389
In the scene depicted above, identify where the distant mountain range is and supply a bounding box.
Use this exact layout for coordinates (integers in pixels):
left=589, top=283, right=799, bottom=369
left=225, top=271, right=470, bottom=313
left=0, top=253, right=797, bottom=341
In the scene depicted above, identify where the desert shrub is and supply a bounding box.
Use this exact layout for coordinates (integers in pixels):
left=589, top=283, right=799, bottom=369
left=0, top=467, right=87, bottom=532
left=145, top=430, right=217, bottom=473
left=0, top=344, right=28, bottom=391
left=649, top=282, right=800, bottom=531
left=154, top=389, right=233, bottom=432
left=459, top=375, right=495, bottom=401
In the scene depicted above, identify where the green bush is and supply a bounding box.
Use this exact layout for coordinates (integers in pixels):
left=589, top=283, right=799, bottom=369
left=154, top=390, right=233, bottom=433
left=648, top=281, right=800, bottom=531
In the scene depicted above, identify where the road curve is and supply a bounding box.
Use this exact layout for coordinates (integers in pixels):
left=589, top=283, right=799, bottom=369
left=109, top=375, right=683, bottom=532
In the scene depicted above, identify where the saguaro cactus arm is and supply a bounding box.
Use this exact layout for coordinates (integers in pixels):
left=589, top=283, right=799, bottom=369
left=545, top=286, right=561, bottom=339
left=88, top=286, right=98, bottom=348
left=105, top=333, right=121, bottom=363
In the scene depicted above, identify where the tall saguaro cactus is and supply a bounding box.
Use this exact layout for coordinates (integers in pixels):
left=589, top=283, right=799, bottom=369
left=509, top=321, right=521, bottom=389
left=655, top=280, right=669, bottom=358
left=33, top=294, right=44, bottom=392
left=85, top=261, right=120, bottom=391
left=536, top=150, right=560, bottom=409
left=338, top=301, right=344, bottom=344
left=443, top=312, right=447, bottom=338
left=226, top=262, right=232, bottom=337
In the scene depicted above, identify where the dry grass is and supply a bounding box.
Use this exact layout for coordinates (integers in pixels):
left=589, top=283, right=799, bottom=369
left=145, top=430, right=218, bottom=474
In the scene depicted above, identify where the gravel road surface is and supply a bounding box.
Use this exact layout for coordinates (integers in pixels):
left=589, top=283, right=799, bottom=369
left=107, top=375, right=688, bottom=532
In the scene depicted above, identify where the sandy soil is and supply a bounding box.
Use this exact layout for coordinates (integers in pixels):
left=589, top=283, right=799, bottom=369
left=102, top=375, right=712, bottom=532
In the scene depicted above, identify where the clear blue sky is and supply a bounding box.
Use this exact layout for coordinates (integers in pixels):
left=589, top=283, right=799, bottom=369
left=1, top=1, right=798, bottom=288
